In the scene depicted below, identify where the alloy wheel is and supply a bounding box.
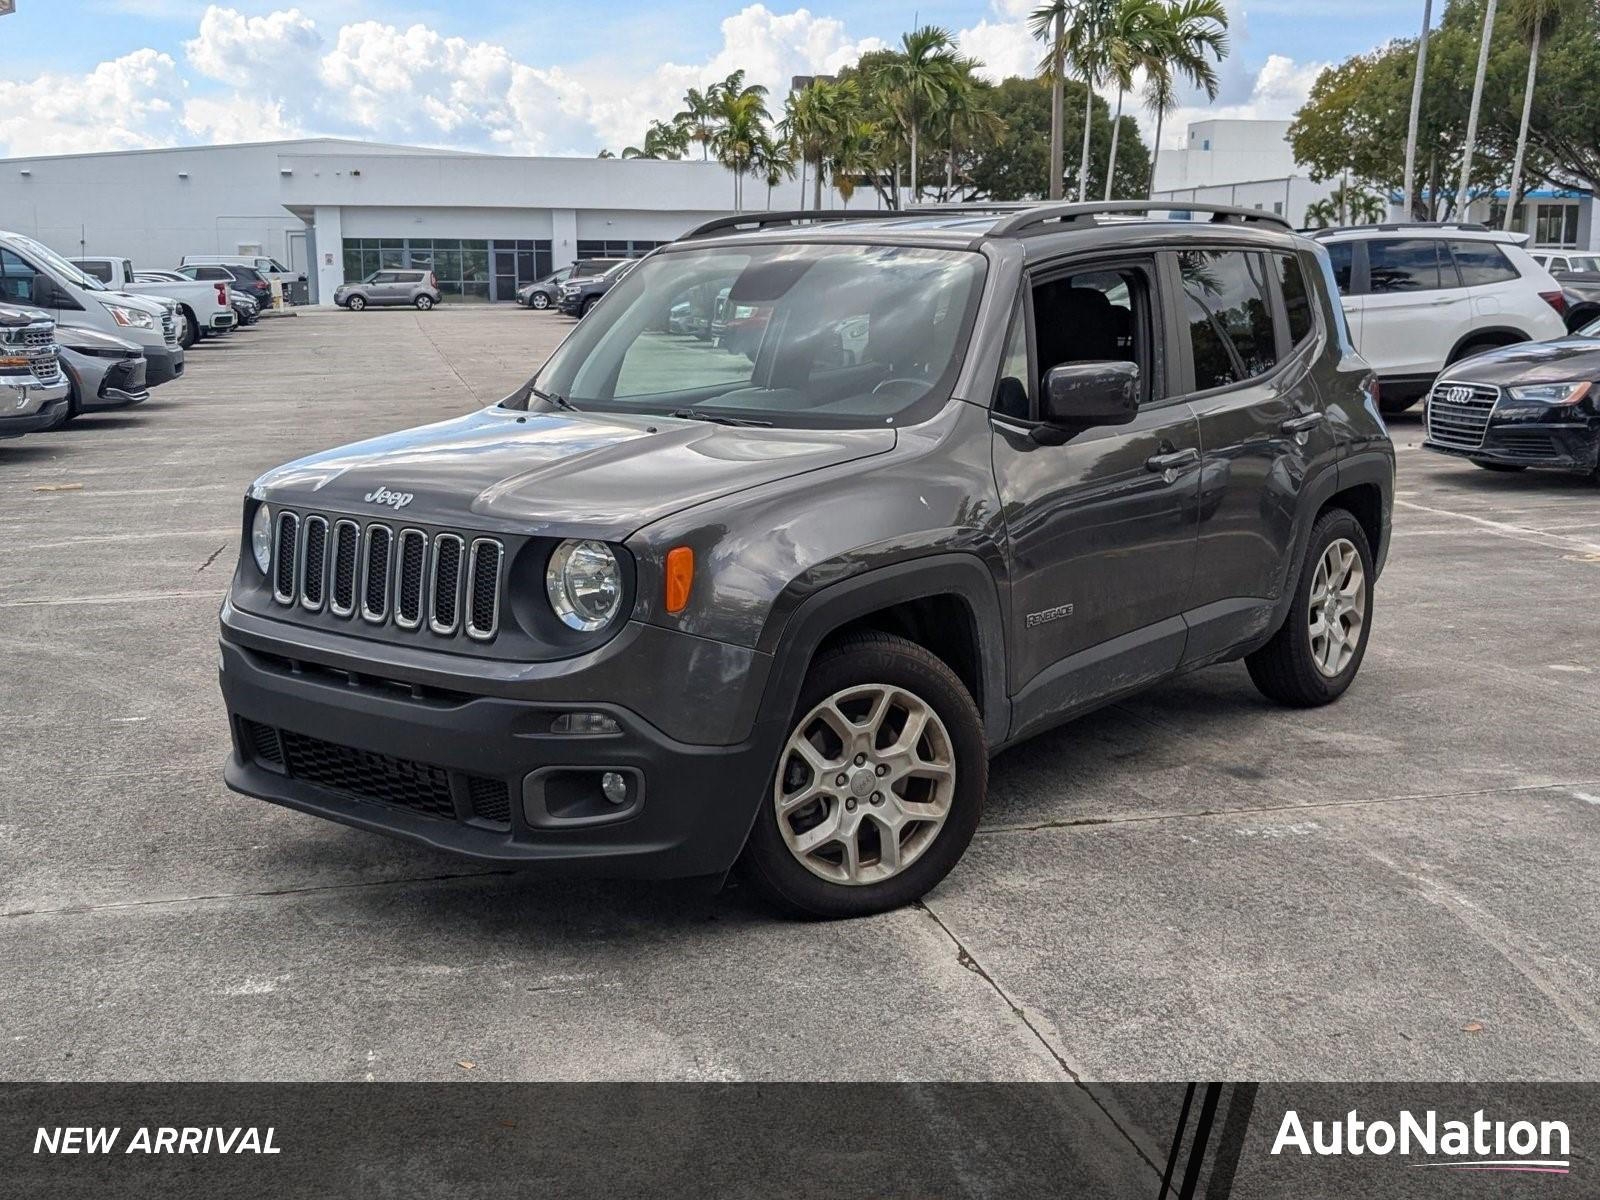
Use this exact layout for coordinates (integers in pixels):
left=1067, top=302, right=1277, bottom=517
left=531, top=293, right=549, bottom=309
left=773, top=683, right=956, bottom=886
left=1308, top=537, right=1366, bottom=678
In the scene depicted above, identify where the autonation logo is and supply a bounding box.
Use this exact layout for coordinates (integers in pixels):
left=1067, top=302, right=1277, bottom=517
left=1272, top=1108, right=1571, bottom=1175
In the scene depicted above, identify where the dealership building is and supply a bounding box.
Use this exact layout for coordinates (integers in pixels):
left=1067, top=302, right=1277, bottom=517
left=0, top=137, right=818, bottom=305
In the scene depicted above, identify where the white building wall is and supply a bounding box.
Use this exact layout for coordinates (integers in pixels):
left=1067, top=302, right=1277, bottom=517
left=1153, top=120, right=1297, bottom=194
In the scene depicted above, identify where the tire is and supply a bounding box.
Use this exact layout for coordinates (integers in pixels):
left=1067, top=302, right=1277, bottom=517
left=1474, top=462, right=1527, bottom=473
left=177, top=308, right=197, bottom=349
left=414, top=294, right=434, bottom=310
left=740, top=631, right=986, bottom=919
left=1378, top=393, right=1420, bottom=415
left=61, top=374, right=81, bottom=424
left=347, top=295, right=366, bottom=311
left=530, top=293, right=550, bottom=310
left=1246, top=508, right=1375, bottom=708
left=581, top=296, right=598, bottom=317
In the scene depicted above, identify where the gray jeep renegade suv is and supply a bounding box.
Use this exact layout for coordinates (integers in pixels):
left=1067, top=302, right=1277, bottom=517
left=219, top=202, right=1394, bottom=918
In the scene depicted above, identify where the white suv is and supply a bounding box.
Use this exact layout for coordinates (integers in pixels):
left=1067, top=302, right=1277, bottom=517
left=1311, top=225, right=1567, bottom=412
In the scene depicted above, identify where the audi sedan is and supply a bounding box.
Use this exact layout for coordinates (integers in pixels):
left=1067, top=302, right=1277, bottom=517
left=1422, top=325, right=1600, bottom=481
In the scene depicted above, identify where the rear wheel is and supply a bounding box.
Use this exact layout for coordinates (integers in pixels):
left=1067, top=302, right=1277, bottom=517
left=1247, top=509, right=1374, bottom=707
left=741, top=632, right=986, bottom=919
left=414, top=294, right=434, bottom=310
left=347, top=295, right=366, bottom=311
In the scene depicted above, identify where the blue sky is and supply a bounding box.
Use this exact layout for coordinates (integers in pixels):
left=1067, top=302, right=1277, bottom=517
left=0, top=1, right=1422, bottom=159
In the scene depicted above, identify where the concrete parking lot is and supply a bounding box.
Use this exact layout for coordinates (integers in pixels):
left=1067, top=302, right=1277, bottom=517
left=2, top=306, right=1597, bottom=1083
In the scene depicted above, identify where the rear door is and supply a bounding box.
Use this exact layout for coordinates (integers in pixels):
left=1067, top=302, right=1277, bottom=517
left=1450, top=238, right=1560, bottom=336
left=1359, top=236, right=1472, bottom=376
left=1177, top=246, right=1332, bottom=664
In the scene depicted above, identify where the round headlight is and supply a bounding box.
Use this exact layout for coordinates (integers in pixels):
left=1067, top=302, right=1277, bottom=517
left=546, top=539, right=622, bottom=631
left=250, top=504, right=272, bottom=574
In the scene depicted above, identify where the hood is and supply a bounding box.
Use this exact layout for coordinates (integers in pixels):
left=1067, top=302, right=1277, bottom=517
left=105, top=290, right=169, bottom=315
left=1444, top=336, right=1600, bottom=385
left=251, top=403, right=896, bottom=540
left=59, top=326, right=142, bottom=354
left=0, top=304, right=50, bottom=328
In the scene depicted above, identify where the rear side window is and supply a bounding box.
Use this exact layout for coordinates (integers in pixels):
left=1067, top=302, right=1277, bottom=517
left=1367, top=238, right=1450, bottom=292
left=1448, top=241, right=1520, bottom=286
left=1274, top=254, right=1316, bottom=346
left=1325, top=242, right=1354, bottom=294
left=1176, top=249, right=1278, bottom=391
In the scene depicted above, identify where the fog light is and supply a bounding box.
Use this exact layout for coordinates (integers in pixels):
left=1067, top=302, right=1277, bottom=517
left=601, top=772, right=628, bottom=805
left=549, top=711, right=621, bottom=736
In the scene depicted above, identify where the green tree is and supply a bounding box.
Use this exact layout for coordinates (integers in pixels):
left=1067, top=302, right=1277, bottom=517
left=877, top=25, right=962, bottom=202
left=1101, top=0, right=1167, bottom=200
left=673, top=87, right=718, bottom=161
left=1142, top=0, right=1229, bottom=198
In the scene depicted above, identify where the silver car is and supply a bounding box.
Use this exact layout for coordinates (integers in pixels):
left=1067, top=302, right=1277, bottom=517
left=334, top=269, right=443, bottom=311
left=57, top=327, right=149, bottom=422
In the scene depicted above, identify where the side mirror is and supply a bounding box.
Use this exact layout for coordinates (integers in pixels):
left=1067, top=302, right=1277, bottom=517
left=1040, top=361, right=1139, bottom=430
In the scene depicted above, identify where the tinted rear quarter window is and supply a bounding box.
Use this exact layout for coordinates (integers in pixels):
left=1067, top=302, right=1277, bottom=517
left=1367, top=238, right=1449, bottom=292
left=1275, top=253, right=1315, bottom=345
left=1176, top=249, right=1278, bottom=391
left=1449, top=241, right=1520, bottom=286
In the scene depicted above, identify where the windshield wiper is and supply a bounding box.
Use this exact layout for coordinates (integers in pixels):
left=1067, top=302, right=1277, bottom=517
left=529, top=386, right=580, bottom=413
left=668, top=408, right=772, bottom=427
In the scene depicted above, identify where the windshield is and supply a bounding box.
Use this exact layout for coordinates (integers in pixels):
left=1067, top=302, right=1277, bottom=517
left=526, top=243, right=984, bottom=429
left=14, top=234, right=105, bottom=290
left=1565, top=255, right=1600, bottom=273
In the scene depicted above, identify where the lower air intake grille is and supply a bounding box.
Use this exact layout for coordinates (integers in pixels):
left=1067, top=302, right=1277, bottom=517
left=466, top=775, right=512, bottom=825
left=237, top=719, right=513, bottom=828
left=1494, top=431, right=1561, bottom=459
left=279, top=729, right=458, bottom=820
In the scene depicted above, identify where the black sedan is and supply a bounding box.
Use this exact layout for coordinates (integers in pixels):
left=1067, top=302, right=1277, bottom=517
left=1423, top=328, right=1600, bottom=480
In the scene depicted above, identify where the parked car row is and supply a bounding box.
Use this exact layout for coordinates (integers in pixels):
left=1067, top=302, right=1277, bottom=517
left=0, top=230, right=273, bottom=444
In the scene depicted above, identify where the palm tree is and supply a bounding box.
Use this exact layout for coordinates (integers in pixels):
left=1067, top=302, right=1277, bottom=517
left=937, top=63, right=1004, bottom=201
left=1142, top=0, right=1228, bottom=198
left=831, top=117, right=886, bottom=208
left=709, top=74, right=772, bottom=210
left=674, top=87, right=718, bottom=161
left=1029, top=0, right=1071, bottom=200
left=1502, top=0, right=1569, bottom=230
left=751, top=133, right=796, bottom=209
left=622, top=119, right=689, bottom=160
left=1456, top=0, right=1500, bottom=219
left=1064, top=0, right=1118, bottom=201
left=1304, top=197, right=1340, bottom=229
left=1101, top=0, right=1166, bottom=200
left=878, top=25, right=960, bottom=203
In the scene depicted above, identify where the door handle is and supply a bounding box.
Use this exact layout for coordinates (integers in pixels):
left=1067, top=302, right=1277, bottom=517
left=1280, top=412, right=1326, bottom=435
left=1145, top=447, right=1200, bottom=473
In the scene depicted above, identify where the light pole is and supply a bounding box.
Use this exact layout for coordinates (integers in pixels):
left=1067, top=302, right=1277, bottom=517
left=1400, top=0, right=1433, bottom=221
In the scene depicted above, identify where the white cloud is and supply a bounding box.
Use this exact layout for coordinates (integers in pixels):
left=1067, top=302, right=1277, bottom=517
left=185, top=6, right=322, bottom=80
left=182, top=95, right=302, bottom=143
left=0, top=49, right=185, bottom=157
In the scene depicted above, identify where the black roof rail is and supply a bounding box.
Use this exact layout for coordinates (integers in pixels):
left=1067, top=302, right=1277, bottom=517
left=989, top=201, right=1293, bottom=236
left=1307, top=221, right=1490, bottom=237
left=680, top=210, right=909, bottom=240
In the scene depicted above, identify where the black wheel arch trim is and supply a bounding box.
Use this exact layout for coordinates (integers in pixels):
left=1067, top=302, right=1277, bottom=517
left=1446, top=325, right=1530, bottom=364
left=753, top=553, right=1011, bottom=750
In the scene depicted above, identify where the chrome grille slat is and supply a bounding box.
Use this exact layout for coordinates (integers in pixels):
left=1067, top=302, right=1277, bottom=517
left=361, top=524, right=394, bottom=623
left=329, top=520, right=360, bottom=616
left=394, top=529, right=428, bottom=629
left=429, top=534, right=465, bottom=635
left=466, top=539, right=503, bottom=641
left=272, top=512, right=300, bottom=605
left=1426, top=380, right=1499, bottom=450
left=264, top=510, right=506, bottom=643
left=298, top=516, right=328, bottom=611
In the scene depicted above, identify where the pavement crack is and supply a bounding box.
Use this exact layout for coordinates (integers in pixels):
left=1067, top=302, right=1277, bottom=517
left=1, top=867, right=517, bottom=920
left=977, top=779, right=1600, bottom=838
left=915, top=899, right=1166, bottom=1178
left=196, top=543, right=227, bottom=573
left=414, top=313, right=481, bottom=402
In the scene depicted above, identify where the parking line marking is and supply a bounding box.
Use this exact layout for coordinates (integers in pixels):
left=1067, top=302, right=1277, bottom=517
left=0, top=589, right=223, bottom=608
left=1394, top=498, right=1600, bottom=554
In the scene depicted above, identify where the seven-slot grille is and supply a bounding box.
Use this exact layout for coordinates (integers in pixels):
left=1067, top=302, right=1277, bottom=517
left=270, top=509, right=505, bottom=642
left=1426, top=381, right=1499, bottom=450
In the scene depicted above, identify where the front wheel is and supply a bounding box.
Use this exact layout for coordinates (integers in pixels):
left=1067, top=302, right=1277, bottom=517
left=1247, top=509, right=1374, bottom=707
left=580, top=296, right=598, bottom=317
left=740, top=632, right=986, bottom=919
left=530, top=292, right=550, bottom=310
left=177, top=308, right=197, bottom=349
left=414, top=294, right=434, bottom=310
left=346, top=295, right=366, bottom=311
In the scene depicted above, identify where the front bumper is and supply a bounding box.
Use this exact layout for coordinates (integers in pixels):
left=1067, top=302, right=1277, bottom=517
left=144, top=344, right=184, bottom=386
left=217, top=606, right=780, bottom=878
left=1424, top=420, right=1600, bottom=473
left=85, top=357, right=150, bottom=411
left=0, top=376, right=70, bottom=438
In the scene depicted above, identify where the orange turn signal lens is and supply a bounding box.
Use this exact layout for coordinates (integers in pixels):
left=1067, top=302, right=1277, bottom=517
left=664, top=546, right=694, bottom=614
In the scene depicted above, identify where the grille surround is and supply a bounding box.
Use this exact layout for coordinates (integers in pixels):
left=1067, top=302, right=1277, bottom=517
left=268, top=508, right=506, bottom=646
left=1426, top=380, right=1499, bottom=450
